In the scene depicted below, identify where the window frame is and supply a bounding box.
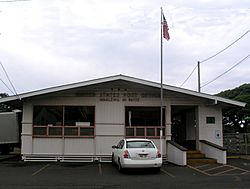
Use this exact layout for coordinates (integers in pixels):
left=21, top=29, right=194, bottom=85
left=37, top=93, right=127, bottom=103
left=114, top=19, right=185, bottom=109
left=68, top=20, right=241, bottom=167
left=206, top=116, right=216, bottom=124
left=125, top=106, right=166, bottom=139
left=32, top=105, right=95, bottom=138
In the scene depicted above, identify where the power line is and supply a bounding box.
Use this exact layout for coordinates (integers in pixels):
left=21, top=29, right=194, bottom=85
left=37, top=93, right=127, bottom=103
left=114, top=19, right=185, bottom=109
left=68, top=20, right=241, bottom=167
left=200, top=29, right=250, bottom=64
left=180, top=28, right=250, bottom=88
left=0, top=77, right=15, bottom=94
left=201, top=54, right=250, bottom=89
left=0, top=61, right=20, bottom=99
left=180, top=64, right=198, bottom=87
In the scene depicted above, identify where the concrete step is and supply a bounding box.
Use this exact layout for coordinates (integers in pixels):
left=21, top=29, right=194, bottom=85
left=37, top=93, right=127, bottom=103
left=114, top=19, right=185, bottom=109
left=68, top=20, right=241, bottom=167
left=187, top=158, right=217, bottom=165
left=187, top=150, right=205, bottom=159
left=187, top=150, right=217, bottom=165
left=187, top=150, right=201, bottom=154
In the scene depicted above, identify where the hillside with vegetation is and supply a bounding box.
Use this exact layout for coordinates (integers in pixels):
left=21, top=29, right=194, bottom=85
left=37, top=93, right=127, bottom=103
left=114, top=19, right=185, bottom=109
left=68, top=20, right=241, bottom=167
left=0, top=93, right=12, bottom=112
left=216, top=83, right=250, bottom=133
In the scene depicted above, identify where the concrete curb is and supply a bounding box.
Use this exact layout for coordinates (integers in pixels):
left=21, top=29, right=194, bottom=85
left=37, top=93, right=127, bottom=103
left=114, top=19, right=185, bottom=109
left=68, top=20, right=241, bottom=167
left=227, top=156, right=240, bottom=159
left=240, top=156, right=250, bottom=160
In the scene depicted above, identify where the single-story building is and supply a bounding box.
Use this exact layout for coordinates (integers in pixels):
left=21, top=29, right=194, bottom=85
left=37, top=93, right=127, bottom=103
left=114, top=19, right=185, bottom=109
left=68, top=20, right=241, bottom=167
left=0, top=75, right=245, bottom=165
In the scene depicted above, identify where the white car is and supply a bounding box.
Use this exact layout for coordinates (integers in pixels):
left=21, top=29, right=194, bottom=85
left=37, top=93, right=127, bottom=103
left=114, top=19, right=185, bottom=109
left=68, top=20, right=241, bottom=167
left=112, top=138, right=162, bottom=172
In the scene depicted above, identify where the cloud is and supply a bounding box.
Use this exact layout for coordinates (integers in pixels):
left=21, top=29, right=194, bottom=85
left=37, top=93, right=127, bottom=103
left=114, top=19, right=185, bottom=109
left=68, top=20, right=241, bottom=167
left=167, top=0, right=250, bottom=9
left=0, top=0, right=249, bottom=95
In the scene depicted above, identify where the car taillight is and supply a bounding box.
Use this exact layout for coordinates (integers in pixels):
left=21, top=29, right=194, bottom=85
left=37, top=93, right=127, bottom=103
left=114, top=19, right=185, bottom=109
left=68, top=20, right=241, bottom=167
left=123, top=150, right=130, bottom=158
left=156, top=150, right=161, bottom=158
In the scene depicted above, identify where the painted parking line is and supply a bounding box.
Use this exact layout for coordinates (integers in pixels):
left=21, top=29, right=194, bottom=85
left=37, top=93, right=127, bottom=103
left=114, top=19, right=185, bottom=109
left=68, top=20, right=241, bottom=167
left=98, top=163, right=103, bottom=175
left=187, top=165, right=212, bottom=176
left=213, top=166, right=236, bottom=176
left=188, top=164, right=249, bottom=177
left=203, top=165, right=225, bottom=172
left=160, top=168, right=175, bottom=178
left=216, top=165, right=250, bottom=176
left=32, top=164, right=50, bottom=176
left=194, top=164, right=211, bottom=169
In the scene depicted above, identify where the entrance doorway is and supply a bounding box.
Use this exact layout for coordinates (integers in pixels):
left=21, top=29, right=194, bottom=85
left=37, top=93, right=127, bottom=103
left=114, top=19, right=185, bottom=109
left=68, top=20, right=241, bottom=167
left=171, top=106, right=197, bottom=150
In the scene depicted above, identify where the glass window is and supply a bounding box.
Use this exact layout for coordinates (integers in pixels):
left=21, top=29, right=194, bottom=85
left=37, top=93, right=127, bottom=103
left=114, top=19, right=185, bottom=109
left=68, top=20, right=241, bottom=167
left=64, top=106, right=95, bottom=126
left=33, top=106, right=63, bottom=126
left=125, top=107, right=165, bottom=126
left=126, top=141, right=155, bottom=148
left=64, top=127, right=78, bottom=136
left=33, top=127, right=47, bottom=136
left=117, top=140, right=125, bottom=149
left=157, top=128, right=165, bottom=136
left=206, top=116, right=215, bottom=124
left=147, top=128, right=155, bottom=136
left=126, top=128, right=134, bottom=136
left=48, top=127, right=62, bottom=136
left=125, top=107, right=166, bottom=138
left=80, top=128, right=94, bottom=136
left=136, top=128, right=145, bottom=136
left=33, top=105, right=95, bottom=137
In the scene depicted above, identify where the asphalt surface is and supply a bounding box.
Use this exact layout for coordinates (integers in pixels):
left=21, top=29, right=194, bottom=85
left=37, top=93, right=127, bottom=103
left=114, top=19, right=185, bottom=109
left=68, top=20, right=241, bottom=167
left=0, top=156, right=250, bottom=189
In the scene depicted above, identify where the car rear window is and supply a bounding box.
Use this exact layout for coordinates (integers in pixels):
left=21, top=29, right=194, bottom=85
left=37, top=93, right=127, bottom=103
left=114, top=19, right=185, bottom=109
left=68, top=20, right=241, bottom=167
left=126, top=141, right=155, bottom=148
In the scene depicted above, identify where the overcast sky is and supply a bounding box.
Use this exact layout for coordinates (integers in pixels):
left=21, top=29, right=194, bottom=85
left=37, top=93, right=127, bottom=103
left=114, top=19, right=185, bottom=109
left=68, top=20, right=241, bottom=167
left=0, top=0, right=249, bottom=95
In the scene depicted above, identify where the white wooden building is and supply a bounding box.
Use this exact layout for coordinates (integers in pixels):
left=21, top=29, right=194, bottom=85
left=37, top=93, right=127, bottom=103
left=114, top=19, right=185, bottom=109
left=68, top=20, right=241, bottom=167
left=0, top=75, right=245, bottom=165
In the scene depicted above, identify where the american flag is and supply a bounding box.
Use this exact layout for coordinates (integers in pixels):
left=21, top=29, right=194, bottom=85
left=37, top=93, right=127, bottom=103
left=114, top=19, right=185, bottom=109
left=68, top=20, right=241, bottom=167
left=162, top=13, right=170, bottom=41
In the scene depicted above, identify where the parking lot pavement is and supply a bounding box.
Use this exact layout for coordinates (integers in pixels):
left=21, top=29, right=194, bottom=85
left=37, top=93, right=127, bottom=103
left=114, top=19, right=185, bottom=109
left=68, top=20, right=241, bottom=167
left=0, top=154, right=20, bottom=162
left=0, top=157, right=250, bottom=189
left=188, top=158, right=250, bottom=177
left=188, top=163, right=249, bottom=176
left=240, top=155, right=250, bottom=160
left=227, top=158, right=250, bottom=171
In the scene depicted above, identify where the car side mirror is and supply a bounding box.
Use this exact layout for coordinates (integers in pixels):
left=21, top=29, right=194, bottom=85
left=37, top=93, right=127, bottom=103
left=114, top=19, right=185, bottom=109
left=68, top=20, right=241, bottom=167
left=112, top=145, right=118, bottom=149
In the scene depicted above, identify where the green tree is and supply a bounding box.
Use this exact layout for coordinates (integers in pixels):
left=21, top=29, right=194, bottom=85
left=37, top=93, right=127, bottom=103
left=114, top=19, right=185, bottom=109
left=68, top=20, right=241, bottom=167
left=0, top=93, right=12, bottom=112
left=216, top=84, right=250, bottom=133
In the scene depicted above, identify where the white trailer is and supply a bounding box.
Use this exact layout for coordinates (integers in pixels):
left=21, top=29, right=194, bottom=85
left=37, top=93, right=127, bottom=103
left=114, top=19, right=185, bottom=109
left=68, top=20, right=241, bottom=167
left=0, top=112, right=20, bottom=154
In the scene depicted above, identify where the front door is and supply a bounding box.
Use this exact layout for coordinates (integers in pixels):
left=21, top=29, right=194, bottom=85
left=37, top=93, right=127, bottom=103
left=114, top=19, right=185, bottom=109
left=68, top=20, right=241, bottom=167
left=171, top=106, right=197, bottom=150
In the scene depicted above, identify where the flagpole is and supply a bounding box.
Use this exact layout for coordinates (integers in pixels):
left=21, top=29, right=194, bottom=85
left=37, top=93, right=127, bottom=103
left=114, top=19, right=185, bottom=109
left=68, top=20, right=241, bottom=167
left=160, top=7, right=163, bottom=157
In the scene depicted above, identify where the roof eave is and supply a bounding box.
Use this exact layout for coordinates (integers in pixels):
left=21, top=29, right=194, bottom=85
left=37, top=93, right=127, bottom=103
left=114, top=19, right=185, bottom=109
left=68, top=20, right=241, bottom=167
left=0, top=75, right=246, bottom=108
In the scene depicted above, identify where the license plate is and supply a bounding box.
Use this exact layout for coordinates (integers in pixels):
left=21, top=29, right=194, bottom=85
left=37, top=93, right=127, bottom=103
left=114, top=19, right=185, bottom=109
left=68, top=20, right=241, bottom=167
left=139, top=154, right=148, bottom=158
